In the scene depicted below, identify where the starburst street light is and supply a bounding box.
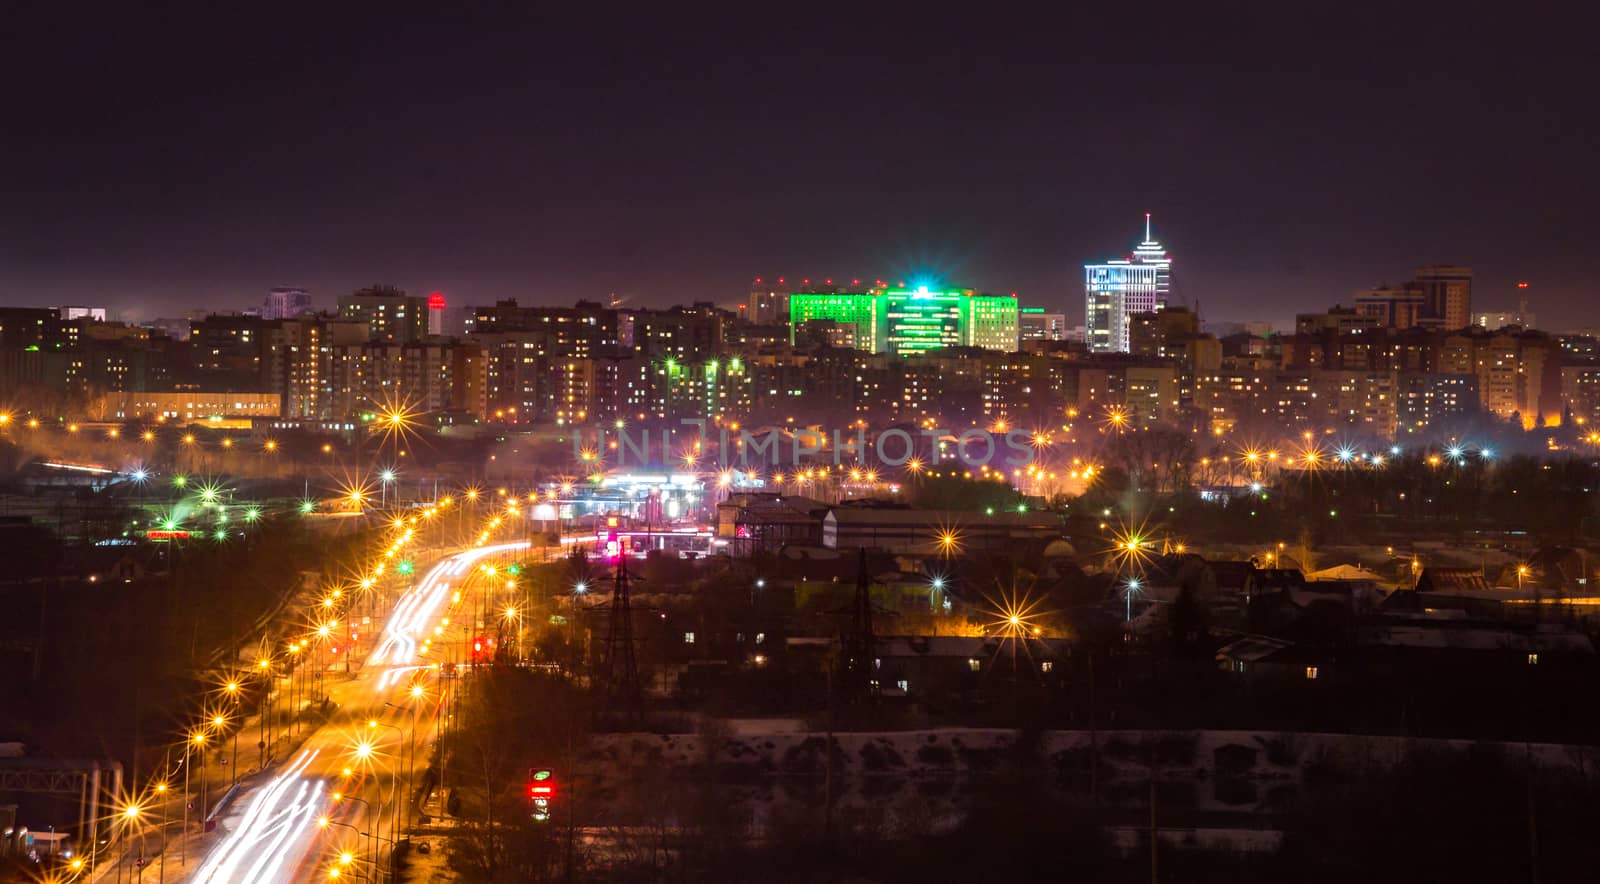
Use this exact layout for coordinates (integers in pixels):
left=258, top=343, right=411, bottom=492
left=370, top=393, right=422, bottom=452
left=1107, top=521, right=1155, bottom=574
left=937, top=530, right=962, bottom=557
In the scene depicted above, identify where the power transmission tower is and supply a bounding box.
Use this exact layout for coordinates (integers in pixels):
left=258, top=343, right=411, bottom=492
left=839, top=547, right=878, bottom=701
left=601, top=554, right=640, bottom=703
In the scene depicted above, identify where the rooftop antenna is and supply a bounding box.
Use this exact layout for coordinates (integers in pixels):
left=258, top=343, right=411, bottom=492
left=1144, top=212, right=1152, bottom=242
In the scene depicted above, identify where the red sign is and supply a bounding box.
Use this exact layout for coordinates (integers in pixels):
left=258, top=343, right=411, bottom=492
left=147, top=530, right=191, bottom=540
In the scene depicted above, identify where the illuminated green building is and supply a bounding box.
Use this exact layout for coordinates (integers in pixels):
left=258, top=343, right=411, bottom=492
left=788, top=292, right=883, bottom=353
left=788, top=288, right=1018, bottom=356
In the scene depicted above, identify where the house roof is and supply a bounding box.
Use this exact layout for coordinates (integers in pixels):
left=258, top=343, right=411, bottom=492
left=1306, top=564, right=1386, bottom=582
left=1417, top=567, right=1491, bottom=593
left=1358, top=624, right=1594, bottom=654
left=1215, top=634, right=1293, bottom=663
left=1208, top=560, right=1256, bottom=589
left=874, top=634, right=1069, bottom=659
left=724, top=494, right=830, bottom=525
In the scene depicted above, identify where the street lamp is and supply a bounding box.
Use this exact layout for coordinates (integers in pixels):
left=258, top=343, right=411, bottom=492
left=364, top=719, right=404, bottom=853
left=179, top=730, right=208, bottom=865
left=330, top=791, right=375, bottom=878
left=256, top=659, right=274, bottom=752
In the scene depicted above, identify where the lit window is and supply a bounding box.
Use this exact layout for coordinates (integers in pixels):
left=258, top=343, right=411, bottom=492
left=896, top=679, right=909, bottom=692
left=967, top=658, right=981, bottom=672
left=1305, top=666, right=1319, bottom=680
left=1527, top=653, right=1538, bottom=665
left=1040, top=660, right=1054, bottom=673
left=683, top=632, right=695, bottom=644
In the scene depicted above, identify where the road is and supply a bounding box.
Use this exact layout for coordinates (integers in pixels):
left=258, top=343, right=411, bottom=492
left=183, top=540, right=530, bottom=883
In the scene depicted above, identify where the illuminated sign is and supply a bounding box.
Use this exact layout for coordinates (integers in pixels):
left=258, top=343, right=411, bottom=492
left=147, top=530, right=191, bottom=540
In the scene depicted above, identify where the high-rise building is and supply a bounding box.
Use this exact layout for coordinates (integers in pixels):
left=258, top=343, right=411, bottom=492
left=883, top=290, right=964, bottom=356
left=787, top=288, right=1019, bottom=356
left=1019, top=308, right=1067, bottom=342
left=1354, top=285, right=1426, bottom=329
left=262, top=287, right=313, bottom=320
left=338, top=285, right=426, bottom=344
left=743, top=278, right=793, bottom=324
left=1085, top=214, right=1172, bottom=353
left=1476, top=281, right=1533, bottom=331
left=427, top=292, right=447, bottom=336
left=789, top=292, right=882, bottom=352
left=1128, top=306, right=1199, bottom=359
left=959, top=294, right=1020, bottom=352
left=1416, top=265, right=1472, bottom=331
left=629, top=302, right=732, bottom=362
left=188, top=314, right=266, bottom=388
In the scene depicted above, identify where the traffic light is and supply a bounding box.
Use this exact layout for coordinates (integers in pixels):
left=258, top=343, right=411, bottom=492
left=507, top=564, right=520, bottom=576
left=529, top=768, right=556, bottom=821
left=397, top=560, right=414, bottom=575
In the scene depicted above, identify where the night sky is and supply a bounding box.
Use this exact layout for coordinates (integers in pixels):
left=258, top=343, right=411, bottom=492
left=2, top=6, right=1596, bottom=329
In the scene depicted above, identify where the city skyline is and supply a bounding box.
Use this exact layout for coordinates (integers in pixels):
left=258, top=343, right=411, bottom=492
left=2, top=8, right=1595, bottom=329
left=8, top=8, right=1600, bottom=878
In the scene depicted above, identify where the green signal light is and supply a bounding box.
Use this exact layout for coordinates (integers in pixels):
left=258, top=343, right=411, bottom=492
left=507, top=564, right=521, bottom=575
left=398, top=561, right=414, bottom=575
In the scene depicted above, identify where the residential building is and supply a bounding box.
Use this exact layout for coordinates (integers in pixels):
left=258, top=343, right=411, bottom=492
left=94, top=391, right=281, bottom=423
left=1129, top=306, right=1199, bottom=360
left=1416, top=265, right=1473, bottom=330
left=337, top=286, right=426, bottom=344
left=1355, top=285, right=1425, bottom=330
left=261, top=287, right=312, bottom=320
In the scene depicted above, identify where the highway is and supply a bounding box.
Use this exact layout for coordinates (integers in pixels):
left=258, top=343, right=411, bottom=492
left=184, top=540, right=530, bottom=883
